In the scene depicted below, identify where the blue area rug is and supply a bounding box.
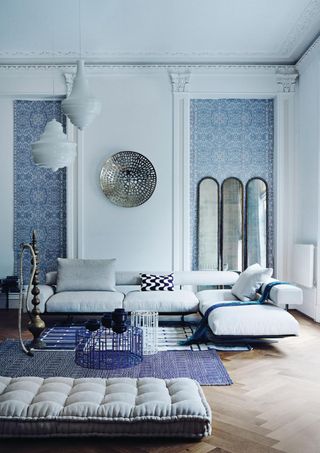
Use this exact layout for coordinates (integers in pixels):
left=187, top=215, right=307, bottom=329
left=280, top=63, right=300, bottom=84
left=0, top=340, right=232, bottom=386
left=40, top=324, right=252, bottom=352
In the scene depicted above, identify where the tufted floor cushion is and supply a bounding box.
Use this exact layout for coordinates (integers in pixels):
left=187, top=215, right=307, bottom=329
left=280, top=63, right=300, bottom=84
left=0, top=376, right=211, bottom=439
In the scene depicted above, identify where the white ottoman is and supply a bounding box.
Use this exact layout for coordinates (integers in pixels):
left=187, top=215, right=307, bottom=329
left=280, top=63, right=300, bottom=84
left=0, top=376, right=211, bottom=439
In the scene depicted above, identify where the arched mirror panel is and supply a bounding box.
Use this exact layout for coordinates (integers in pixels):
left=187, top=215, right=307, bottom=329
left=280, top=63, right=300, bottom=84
left=197, top=177, right=219, bottom=270
left=222, top=178, right=243, bottom=272
left=246, top=178, right=268, bottom=268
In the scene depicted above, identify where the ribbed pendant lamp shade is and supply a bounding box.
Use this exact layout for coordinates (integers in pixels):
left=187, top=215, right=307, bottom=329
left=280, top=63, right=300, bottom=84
left=61, top=60, right=101, bottom=130
left=31, top=119, right=77, bottom=172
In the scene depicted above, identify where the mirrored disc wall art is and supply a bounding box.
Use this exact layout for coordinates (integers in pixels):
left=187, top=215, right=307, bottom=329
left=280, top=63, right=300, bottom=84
left=100, top=151, right=157, bottom=207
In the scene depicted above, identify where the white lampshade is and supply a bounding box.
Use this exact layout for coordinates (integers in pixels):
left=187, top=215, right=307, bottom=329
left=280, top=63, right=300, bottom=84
left=32, top=119, right=77, bottom=172
left=61, top=60, right=101, bottom=130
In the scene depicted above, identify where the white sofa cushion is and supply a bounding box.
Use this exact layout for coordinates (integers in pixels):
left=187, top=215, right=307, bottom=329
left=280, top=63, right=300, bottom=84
left=206, top=303, right=299, bottom=337
left=45, top=291, right=124, bottom=313
left=123, top=290, right=199, bottom=313
left=56, top=259, right=117, bottom=292
left=231, top=263, right=273, bottom=301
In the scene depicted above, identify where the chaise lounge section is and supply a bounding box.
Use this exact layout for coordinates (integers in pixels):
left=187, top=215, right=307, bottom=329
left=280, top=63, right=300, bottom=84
left=198, top=288, right=300, bottom=337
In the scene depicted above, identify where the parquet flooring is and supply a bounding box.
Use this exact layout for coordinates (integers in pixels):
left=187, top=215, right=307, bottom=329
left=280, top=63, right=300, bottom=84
left=0, top=310, right=319, bottom=453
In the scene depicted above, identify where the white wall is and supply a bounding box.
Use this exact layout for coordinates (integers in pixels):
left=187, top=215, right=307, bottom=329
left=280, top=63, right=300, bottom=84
left=81, top=72, right=173, bottom=269
left=0, top=64, right=297, bottom=286
left=294, top=46, right=320, bottom=321
left=0, top=66, right=174, bottom=274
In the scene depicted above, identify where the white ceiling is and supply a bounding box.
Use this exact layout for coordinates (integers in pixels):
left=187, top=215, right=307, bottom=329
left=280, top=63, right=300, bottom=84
left=0, top=0, right=320, bottom=64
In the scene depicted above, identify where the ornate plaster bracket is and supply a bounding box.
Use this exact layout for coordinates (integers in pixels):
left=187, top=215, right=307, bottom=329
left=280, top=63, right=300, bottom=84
left=63, top=72, right=75, bottom=97
left=276, top=68, right=299, bottom=93
left=169, top=71, right=191, bottom=93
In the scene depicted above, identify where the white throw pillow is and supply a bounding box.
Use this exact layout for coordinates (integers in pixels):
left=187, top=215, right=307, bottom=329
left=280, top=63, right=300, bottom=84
left=56, top=258, right=117, bottom=292
left=231, top=263, right=273, bottom=301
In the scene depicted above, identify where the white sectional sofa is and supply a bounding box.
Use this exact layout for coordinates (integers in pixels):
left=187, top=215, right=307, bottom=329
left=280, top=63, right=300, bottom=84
left=32, top=270, right=240, bottom=315
left=28, top=264, right=303, bottom=339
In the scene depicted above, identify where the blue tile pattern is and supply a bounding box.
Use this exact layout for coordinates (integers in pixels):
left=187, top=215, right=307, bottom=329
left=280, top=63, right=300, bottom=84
left=14, top=101, right=67, bottom=283
left=190, top=99, right=274, bottom=270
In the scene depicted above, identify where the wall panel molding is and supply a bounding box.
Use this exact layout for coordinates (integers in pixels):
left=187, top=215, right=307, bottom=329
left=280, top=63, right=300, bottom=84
left=274, top=92, right=296, bottom=279
left=171, top=73, right=191, bottom=270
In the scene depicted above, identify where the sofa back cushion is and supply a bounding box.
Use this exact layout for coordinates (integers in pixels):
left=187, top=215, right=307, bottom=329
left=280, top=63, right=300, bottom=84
left=56, top=258, right=117, bottom=292
left=47, top=269, right=239, bottom=290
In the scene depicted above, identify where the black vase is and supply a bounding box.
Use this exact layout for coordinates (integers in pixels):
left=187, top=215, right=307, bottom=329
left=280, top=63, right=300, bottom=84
left=112, top=308, right=128, bottom=334
left=85, top=319, right=100, bottom=332
left=101, top=312, right=113, bottom=329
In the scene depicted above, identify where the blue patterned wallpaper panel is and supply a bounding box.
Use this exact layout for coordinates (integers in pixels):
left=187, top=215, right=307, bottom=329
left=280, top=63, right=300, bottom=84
left=190, top=98, right=274, bottom=270
left=14, top=101, right=67, bottom=283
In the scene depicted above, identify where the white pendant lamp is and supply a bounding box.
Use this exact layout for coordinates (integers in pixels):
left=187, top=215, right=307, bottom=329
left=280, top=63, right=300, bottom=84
left=32, top=119, right=77, bottom=172
left=61, top=60, right=101, bottom=130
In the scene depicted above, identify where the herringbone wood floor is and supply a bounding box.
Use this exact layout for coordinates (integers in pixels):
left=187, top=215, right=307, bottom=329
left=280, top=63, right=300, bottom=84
left=0, top=310, right=319, bottom=453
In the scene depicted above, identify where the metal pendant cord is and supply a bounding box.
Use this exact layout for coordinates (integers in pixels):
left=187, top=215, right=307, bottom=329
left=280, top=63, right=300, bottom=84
left=18, top=242, right=36, bottom=356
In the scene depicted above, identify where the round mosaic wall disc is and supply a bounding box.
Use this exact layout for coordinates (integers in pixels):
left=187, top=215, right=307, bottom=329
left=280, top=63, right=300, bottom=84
left=100, top=151, right=157, bottom=207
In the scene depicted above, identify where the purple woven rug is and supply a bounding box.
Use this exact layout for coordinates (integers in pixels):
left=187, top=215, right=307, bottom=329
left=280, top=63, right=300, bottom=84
left=0, top=340, right=232, bottom=385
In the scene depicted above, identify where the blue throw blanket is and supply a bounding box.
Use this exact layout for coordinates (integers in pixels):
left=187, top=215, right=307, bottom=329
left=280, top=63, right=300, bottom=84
left=181, top=281, right=288, bottom=345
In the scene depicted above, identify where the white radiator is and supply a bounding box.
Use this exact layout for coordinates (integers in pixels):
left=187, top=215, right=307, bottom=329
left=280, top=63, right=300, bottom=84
left=292, top=244, right=315, bottom=288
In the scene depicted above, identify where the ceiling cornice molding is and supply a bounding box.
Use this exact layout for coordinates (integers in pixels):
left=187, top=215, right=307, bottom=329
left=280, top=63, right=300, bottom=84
left=296, top=34, right=320, bottom=70
left=280, top=0, right=320, bottom=55
left=0, top=50, right=300, bottom=64
left=0, top=63, right=296, bottom=74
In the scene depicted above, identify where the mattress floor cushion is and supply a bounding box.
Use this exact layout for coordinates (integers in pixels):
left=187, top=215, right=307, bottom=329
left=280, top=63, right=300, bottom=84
left=0, top=376, right=212, bottom=439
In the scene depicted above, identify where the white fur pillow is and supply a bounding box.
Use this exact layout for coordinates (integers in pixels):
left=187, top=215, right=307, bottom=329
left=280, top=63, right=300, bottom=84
left=231, top=263, right=273, bottom=301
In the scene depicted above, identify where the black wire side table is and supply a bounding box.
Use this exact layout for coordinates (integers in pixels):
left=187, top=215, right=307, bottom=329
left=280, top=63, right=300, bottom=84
left=75, top=326, right=143, bottom=369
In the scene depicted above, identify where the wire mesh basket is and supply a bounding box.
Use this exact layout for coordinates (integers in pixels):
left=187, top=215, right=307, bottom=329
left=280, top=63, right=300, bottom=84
left=75, top=326, right=143, bottom=369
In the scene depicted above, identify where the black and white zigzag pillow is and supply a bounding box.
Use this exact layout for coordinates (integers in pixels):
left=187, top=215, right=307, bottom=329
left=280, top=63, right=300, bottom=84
left=140, top=273, right=174, bottom=291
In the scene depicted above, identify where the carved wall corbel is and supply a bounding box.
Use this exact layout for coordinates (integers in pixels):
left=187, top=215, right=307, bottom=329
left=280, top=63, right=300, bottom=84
left=276, top=68, right=299, bottom=93
left=63, top=72, right=75, bottom=97
left=169, top=71, right=191, bottom=93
